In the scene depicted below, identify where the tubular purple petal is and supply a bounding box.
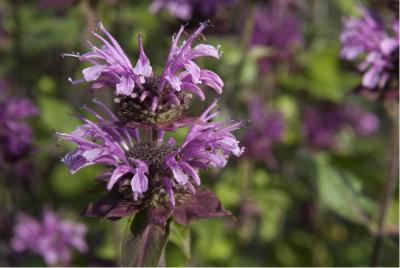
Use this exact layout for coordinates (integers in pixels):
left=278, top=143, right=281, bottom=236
left=162, top=176, right=175, bottom=206
left=107, top=165, right=133, bottom=190
left=133, top=35, right=153, bottom=80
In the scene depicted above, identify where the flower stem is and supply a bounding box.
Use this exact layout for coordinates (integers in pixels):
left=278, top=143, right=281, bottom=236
left=152, top=128, right=159, bottom=145
left=370, top=102, right=399, bottom=267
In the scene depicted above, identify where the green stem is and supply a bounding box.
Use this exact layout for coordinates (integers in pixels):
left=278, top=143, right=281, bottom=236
left=226, top=5, right=256, bottom=109
left=370, top=102, right=399, bottom=266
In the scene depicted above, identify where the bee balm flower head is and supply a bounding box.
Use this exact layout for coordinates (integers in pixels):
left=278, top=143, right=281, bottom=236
left=64, top=21, right=223, bottom=127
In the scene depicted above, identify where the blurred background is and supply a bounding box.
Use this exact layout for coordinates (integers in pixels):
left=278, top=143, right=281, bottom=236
left=0, top=0, right=398, bottom=266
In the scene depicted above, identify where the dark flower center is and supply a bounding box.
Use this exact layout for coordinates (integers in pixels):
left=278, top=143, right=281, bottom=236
left=115, top=76, right=191, bottom=124
left=127, top=142, right=176, bottom=173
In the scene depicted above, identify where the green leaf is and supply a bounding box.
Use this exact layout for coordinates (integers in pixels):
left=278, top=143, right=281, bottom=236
left=168, top=222, right=191, bottom=259
left=121, top=211, right=170, bottom=267
left=278, top=43, right=358, bottom=102
left=305, top=43, right=355, bottom=101
left=316, top=155, right=377, bottom=224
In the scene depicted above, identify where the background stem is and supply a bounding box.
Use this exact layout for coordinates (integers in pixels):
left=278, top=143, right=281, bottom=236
left=226, top=4, right=256, bottom=110
left=370, top=102, right=399, bottom=267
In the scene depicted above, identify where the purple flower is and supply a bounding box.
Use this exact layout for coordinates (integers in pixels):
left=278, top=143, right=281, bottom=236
left=303, top=103, right=345, bottom=150
left=56, top=99, right=243, bottom=207
left=164, top=100, right=244, bottom=203
left=59, top=20, right=243, bottom=234
left=56, top=99, right=150, bottom=199
left=242, top=98, right=284, bottom=168
left=251, top=2, right=302, bottom=73
left=149, top=0, right=232, bottom=20
left=63, top=21, right=223, bottom=122
left=0, top=89, right=39, bottom=162
left=12, top=208, right=88, bottom=266
left=303, top=102, right=379, bottom=150
left=340, top=6, right=399, bottom=91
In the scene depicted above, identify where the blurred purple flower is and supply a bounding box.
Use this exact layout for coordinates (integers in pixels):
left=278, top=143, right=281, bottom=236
left=0, top=89, right=39, bottom=162
left=343, top=105, right=380, bottom=136
left=150, top=0, right=192, bottom=20
left=149, top=0, right=232, bottom=20
left=303, top=102, right=379, bottom=150
left=56, top=99, right=243, bottom=207
left=340, top=6, right=399, bottom=91
left=0, top=79, right=6, bottom=92
left=251, top=2, right=302, bottom=73
left=39, top=0, right=77, bottom=9
left=64, top=21, right=223, bottom=118
left=12, top=208, right=88, bottom=266
left=303, top=103, right=345, bottom=150
left=242, top=98, right=284, bottom=168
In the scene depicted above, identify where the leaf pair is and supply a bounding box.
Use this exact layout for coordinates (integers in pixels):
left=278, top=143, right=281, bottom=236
left=85, top=188, right=232, bottom=266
